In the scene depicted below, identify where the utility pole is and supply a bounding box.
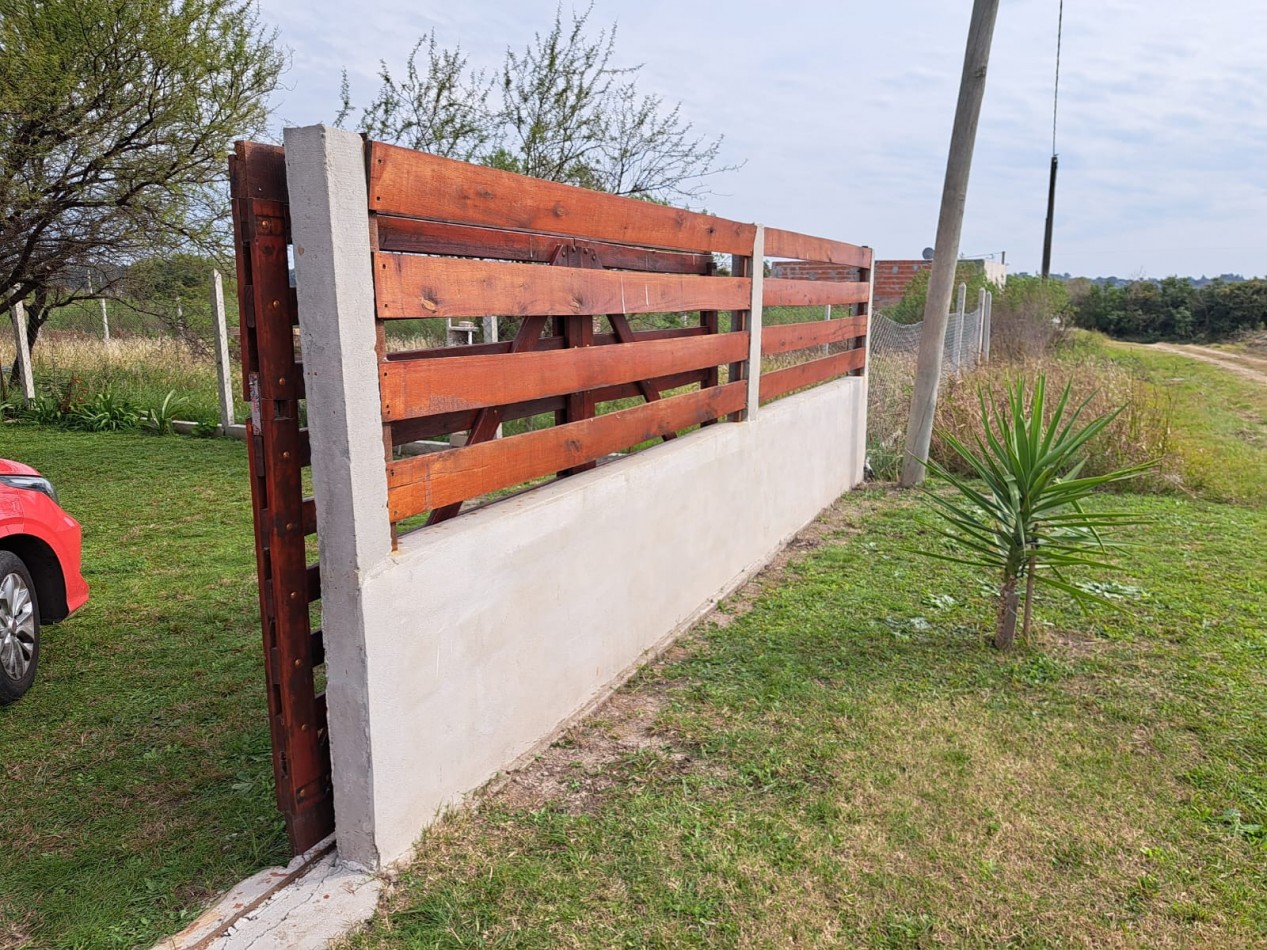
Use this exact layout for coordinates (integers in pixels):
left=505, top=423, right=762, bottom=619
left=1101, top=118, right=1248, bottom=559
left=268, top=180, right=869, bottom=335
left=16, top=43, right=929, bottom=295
left=900, top=0, right=1000, bottom=487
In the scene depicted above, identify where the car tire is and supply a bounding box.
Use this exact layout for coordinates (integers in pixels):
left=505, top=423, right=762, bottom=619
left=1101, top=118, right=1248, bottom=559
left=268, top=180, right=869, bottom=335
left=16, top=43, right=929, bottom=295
left=0, top=551, right=40, bottom=705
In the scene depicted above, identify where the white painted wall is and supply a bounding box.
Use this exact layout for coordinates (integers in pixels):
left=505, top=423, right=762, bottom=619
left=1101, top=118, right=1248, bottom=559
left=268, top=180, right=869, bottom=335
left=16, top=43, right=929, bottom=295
left=354, top=378, right=864, bottom=867
left=283, top=124, right=869, bottom=871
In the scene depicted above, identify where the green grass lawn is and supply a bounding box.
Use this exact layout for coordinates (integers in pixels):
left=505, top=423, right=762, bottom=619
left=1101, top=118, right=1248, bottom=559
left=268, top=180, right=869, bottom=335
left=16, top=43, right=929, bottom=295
left=1099, top=339, right=1267, bottom=507
left=339, top=491, right=1266, bottom=949
left=337, top=344, right=1267, bottom=947
left=0, top=429, right=285, bottom=948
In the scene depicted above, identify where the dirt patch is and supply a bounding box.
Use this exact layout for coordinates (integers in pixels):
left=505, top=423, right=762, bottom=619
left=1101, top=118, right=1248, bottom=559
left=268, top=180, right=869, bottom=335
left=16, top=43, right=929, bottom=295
left=0, top=903, right=34, bottom=950
left=1146, top=342, right=1267, bottom=386
left=485, top=488, right=898, bottom=814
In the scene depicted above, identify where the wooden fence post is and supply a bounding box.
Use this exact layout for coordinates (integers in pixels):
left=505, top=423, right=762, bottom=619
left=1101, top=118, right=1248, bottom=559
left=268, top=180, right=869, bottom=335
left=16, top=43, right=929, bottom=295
left=10, top=302, right=35, bottom=403
left=210, top=269, right=236, bottom=432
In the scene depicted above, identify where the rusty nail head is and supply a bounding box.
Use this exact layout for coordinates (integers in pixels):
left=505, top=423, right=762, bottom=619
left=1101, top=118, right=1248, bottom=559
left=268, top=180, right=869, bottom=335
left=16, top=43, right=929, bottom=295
left=293, top=657, right=302, bottom=667
left=282, top=450, right=291, bottom=459
left=289, top=591, right=298, bottom=600
left=277, top=376, right=286, bottom=385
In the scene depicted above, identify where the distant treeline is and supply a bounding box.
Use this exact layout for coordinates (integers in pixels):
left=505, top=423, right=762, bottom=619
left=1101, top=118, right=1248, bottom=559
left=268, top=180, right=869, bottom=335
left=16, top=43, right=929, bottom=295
left=1071, top=277, right=1267, bottom=342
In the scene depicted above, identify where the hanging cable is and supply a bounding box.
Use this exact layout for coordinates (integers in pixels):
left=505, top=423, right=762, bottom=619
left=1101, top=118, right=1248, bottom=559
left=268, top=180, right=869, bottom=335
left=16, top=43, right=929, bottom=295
left=1041, top=0, right=1064, bottom=279
left=1052, top=0, right=1063, bottom=156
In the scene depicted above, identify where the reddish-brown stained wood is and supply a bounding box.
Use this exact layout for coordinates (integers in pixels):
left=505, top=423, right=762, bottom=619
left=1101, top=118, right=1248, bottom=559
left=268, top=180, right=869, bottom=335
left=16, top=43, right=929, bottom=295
left=380, top=331, right=747, bottom=420
left=368, top=141, right=756, bottom=255
left=607, top=313, right=672, bottom=439
left=374, top=253, right=750, bottom=320
left=758, top=348, right=867, bottom=403
left=232, top=140, right=332, bottom=857
left=387, top=382, right=746, bottom=519
left=375, top=216, right=712, bottom=274
left=763, top=278, right=871, bottom=308
left=385, top=325, right=706, bottom=362
left=761, top=316, right=868, bottom=355
left=387, top=369, right=710, bottom=444
left=763, top=229, right=872, bottom=269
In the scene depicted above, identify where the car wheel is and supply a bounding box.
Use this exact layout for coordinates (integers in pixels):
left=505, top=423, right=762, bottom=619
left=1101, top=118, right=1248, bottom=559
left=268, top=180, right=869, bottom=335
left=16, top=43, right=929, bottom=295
left=0, top=551, right=40, bottom=705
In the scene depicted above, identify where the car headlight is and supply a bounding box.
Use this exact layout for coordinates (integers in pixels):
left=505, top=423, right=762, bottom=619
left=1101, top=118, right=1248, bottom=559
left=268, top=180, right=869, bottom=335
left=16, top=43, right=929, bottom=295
left=0, top=474, right=59, bottom=504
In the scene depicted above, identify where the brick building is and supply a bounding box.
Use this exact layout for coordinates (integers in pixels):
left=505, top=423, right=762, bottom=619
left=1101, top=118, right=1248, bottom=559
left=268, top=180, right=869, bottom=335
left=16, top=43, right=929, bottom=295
left=772, top=257, right=1006, bottom=310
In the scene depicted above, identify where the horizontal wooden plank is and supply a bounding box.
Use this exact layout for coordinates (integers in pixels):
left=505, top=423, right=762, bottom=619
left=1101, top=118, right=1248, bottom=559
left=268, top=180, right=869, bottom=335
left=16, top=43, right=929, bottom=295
left=381, top=331, right=747, bottom=420
left=375, top=253, right=751, bottom=319
left=763, top=278, right=871, bottom=308
left=763, top=229, right=872, bottom=269
left=762, top=316, right=868, bottom=356
left=758, top=348, right=867, bottom=403
left=388, top=369, right=710, bottom=444
left=387, top=382, right=746, bottom=519
left=375, top=216, right=712, bottom=274
left=368, top=141, right=756, bottom=256
left=385, top=326, right=707, bottom=363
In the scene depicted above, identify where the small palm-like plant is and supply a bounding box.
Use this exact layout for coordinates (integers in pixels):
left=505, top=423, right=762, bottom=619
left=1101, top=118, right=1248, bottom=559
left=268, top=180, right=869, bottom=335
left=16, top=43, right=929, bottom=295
left=921, top=375, right=1153, bottom=649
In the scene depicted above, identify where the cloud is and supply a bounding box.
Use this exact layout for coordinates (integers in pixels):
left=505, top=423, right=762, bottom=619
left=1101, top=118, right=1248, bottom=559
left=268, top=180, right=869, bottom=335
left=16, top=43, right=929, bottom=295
left=258, top=0, right=1267, bottom=277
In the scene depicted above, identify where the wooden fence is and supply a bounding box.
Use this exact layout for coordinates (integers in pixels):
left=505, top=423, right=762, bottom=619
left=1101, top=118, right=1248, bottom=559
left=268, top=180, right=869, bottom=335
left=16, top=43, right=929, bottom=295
left=365, top=142, right=872, bottom=537
left=232, top=133, right=872, bottom=856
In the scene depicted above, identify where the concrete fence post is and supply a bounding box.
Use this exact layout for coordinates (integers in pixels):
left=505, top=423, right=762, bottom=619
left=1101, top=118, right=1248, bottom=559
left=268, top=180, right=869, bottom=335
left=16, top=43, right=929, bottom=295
left=284, top=124, right=394, bottom=870
left=976, top=287, right=987, bottom=365
left=100, top=298, right=110, bottom=342
left=210, top=269, right=236, bottom=432
left=953, top=281, right=967, bottom=374
left=744, top=224, right=765, bottom=420
left=10, top=301, right=35, bottom=403
left=983, top=290, right=993, bottom=362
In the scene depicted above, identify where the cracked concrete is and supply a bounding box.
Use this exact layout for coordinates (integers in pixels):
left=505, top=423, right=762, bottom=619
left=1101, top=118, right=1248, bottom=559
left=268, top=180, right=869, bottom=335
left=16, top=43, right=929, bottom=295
left=153, top=841, right=381, bottom=950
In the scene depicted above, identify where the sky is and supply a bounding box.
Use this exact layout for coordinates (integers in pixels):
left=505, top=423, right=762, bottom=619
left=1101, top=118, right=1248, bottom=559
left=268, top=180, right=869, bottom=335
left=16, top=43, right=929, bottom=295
left=258, top=0, right=1267, bottom=279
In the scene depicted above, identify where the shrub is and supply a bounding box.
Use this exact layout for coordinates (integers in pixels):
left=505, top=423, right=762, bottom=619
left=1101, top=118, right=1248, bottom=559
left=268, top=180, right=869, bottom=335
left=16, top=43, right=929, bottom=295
left=922, top=375, right=1154, bottom=649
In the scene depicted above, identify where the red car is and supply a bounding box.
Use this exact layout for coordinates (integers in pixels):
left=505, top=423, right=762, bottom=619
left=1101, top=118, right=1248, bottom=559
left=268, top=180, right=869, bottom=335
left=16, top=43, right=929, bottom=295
left=0, top=458, right=89, bottom=704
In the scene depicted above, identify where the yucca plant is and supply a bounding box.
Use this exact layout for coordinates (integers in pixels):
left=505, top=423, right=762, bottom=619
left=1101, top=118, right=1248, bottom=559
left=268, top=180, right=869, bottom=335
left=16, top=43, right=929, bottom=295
left=920, top=375, right=1154, bottom=649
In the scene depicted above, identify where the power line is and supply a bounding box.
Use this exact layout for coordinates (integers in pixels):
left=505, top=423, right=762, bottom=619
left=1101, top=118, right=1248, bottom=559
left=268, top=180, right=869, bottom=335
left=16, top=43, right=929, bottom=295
left=1052, top=0, right=1063, bottom=156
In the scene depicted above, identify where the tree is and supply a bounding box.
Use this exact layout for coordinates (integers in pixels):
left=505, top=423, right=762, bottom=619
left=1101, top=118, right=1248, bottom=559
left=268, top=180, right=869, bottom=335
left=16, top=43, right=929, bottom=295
left=337, top=4, right=734, bottom=202
left=0, top=0, right=283, bottom=353
left=335, top=31, right=495, bottom=163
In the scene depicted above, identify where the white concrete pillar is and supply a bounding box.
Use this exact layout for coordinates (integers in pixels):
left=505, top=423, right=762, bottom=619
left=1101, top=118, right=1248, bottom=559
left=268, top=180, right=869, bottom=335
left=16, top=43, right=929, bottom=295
left=10, top=302, right=35, bottom=403
left=976, top=287, right=987, bottom=364
left=284, top=124, right=394, bottom=870
left=744, top=225, right=765, bottom=420
left=210, top=269, right=236, bottom=432
left=983, top=290, right=993, bottom=362
left=953, top=281, right=967, bottom=374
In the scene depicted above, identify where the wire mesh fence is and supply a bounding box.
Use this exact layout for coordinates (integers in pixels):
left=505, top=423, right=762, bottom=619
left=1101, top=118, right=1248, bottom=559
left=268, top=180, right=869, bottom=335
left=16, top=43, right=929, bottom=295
left=871, top=307, right=987, bottom=375
left=866, top=298, right=991, bottom=479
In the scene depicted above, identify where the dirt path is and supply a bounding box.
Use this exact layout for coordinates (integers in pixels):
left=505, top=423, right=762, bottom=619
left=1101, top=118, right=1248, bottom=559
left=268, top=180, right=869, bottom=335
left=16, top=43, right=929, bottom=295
left=1143, top=342, right=1267, bottom=386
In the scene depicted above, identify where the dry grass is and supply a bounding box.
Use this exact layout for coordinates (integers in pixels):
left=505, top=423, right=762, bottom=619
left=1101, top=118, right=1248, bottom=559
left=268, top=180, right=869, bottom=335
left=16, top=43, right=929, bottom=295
left=1, top=332, right=242, bottom=422
left=930, top=357, right=1179, bottom=491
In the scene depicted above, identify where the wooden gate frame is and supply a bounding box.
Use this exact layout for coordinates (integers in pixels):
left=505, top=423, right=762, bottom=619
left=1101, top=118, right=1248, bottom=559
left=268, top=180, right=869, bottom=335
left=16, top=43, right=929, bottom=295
left=230, top=142, right=333, bottom=856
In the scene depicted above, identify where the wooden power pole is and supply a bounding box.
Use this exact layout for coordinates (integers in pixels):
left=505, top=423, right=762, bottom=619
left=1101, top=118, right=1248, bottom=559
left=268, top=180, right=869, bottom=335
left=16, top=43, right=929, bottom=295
left=900, top=0, right=1001, bottom=487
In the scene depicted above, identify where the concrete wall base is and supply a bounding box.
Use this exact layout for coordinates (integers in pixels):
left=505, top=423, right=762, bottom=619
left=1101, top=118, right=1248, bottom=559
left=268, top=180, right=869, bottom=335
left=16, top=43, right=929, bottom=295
left=344, top=375, right=866, bottom=867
